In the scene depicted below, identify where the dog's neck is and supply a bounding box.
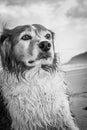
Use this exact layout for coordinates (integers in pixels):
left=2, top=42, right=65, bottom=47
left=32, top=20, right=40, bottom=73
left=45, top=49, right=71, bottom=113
left=0, top=65, right=56, bottom=85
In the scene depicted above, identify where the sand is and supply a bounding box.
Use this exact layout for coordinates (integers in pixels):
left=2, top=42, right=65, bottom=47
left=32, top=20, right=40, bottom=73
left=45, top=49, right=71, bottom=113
left=65, top=69, right=87, bottom=130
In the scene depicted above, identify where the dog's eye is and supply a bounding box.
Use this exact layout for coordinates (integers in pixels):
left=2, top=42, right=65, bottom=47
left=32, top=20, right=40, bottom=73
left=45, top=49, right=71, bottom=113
left=45, top=34, right=51, bottom=39
left=21, top=34, right=32, bottom=40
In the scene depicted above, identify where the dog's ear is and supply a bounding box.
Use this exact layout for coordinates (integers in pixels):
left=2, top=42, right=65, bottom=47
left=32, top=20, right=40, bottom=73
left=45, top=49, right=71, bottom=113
left=0, top=29, right=11, bottom=68
left=48, top=30, right=55, bottom=50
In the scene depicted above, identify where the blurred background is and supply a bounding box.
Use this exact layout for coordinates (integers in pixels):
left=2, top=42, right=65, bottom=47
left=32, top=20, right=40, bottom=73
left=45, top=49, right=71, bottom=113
left=0, top=0, right=87, bottom=129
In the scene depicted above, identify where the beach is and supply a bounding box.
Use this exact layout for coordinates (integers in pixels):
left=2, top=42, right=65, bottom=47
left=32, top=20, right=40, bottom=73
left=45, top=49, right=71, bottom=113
left=65, top=68, right=87, bottom=130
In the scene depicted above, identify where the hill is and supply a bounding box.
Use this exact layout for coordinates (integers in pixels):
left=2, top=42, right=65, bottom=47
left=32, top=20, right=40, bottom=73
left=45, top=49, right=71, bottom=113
left=62, top=52, right=87, bottom=71
left=67, top=52, right=87, bottom=65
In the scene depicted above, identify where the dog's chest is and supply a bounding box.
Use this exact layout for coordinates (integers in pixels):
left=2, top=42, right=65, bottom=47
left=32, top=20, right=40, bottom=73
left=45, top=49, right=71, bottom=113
left=16, top=72, right=63, bottom=112
left=1, top=69, right=66, bottom=127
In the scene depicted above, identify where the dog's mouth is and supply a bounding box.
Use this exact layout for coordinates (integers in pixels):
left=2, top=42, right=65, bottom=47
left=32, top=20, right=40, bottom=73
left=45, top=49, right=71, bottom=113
left=37, top=52, right=51, bottom=60
left=24, top=52, right=56, bottom=72
left=28, top=60, right=35, bottom=64
left=28, top=52, right=52, bottom=66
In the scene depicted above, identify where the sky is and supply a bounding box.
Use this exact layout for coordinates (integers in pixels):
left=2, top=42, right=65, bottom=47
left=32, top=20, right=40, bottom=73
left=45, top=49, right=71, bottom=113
left=0, top=0, right=87, bottom=63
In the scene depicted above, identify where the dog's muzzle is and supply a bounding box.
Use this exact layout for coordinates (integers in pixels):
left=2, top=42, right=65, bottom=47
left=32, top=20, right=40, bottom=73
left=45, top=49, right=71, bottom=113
left=39, top=41, right=51, bottom=52
left=38, top=52, right=51, bottom=60
left=28, top=41, right=52, bottom=65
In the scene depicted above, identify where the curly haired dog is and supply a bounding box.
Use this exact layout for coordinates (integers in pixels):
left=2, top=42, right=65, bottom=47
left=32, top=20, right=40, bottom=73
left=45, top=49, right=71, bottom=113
left=0, top=24, right=79, bottom=130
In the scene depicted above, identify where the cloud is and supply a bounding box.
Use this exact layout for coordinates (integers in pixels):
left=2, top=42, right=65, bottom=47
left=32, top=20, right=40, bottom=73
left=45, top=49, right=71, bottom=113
left=0, top=1, right=72, bottom=32
left=0, top=3, right=54, bottom=28
left=0, top=0, right=65, bottom=6
left=67, top=0, right=87, bottom=19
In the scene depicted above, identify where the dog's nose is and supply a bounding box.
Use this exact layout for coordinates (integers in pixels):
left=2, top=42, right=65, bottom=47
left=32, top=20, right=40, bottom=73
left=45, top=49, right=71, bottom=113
left=39, top=41, right=51, bottom=52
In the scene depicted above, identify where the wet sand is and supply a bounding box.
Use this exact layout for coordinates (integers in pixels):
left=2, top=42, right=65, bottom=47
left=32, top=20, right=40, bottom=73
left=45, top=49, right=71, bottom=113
left=65, top=69, right=87, bottom=130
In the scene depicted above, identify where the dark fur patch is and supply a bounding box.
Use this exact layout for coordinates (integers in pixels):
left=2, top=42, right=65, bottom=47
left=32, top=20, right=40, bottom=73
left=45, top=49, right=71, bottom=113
left=41, top=53, right=59, bottom=73
left=0, top=90, right=12, bottom=130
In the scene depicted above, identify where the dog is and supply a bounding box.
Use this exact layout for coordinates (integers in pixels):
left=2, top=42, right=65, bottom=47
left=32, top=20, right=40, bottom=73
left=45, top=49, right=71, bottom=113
left=0, top=24, right=79, bottom=130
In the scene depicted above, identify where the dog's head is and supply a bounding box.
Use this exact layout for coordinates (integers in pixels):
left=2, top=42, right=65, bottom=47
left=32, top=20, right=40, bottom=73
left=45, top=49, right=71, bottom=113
left=0, top=24, right=58, bottom=74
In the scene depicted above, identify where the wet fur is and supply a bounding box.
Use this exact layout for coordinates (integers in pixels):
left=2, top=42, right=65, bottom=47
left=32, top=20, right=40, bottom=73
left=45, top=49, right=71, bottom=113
left=0, top=25, right=79, bottom=130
